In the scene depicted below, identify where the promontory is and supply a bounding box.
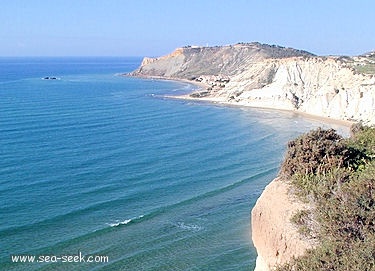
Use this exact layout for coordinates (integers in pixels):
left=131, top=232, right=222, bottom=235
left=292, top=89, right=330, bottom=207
left=129, top=42, right=375, bottom=125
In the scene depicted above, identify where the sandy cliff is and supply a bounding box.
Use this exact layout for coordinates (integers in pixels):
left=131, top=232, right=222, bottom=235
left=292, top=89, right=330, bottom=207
left=251, top=178, right=315, bottom=271
left=130, top=42, right=375, bottom=124
left=130, top=43, right=313, bottom=78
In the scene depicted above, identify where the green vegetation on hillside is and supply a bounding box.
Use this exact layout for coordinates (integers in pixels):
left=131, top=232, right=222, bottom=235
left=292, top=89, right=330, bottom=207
left=277, top=124, right=375, bottom=271
left=354, top=64, right=375, bottom=75
left=350, top=53, right=375, bottom=75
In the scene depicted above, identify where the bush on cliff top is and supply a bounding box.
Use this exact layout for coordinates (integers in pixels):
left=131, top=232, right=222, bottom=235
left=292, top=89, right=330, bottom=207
left=280, top=127, right=369, bottom=178
left=277, top=125, right=375, bottom=271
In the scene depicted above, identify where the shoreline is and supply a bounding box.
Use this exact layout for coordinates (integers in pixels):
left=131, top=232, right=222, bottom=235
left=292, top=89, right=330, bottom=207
left=126, top=74, right=355, bottom=128
left=124, top=74, right=209, bottom=90
left=165, top=79, right=354, bottom=129
left=167, top=93, right=355, bottom=128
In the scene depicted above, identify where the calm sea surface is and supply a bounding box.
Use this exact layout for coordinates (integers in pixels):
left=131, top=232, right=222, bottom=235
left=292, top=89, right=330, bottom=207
left=0, top=57, right=349, bottom=270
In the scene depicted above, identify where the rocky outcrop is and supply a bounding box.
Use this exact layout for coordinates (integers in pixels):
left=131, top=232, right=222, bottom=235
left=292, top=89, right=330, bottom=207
left=129, top=42, right=375, bottom=125
left=130, top=42, right=313, bottom=79
left=251, top=178, right=315, bottom=271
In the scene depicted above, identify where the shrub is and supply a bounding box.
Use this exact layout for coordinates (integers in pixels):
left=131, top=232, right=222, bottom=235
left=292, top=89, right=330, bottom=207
left=276, top=125, right=375, bottom=271
left=290, top=169, right=350, bottom=200
left=348, top=124, right=375, bottom=158
left=280, top=128, right=346, bottom=177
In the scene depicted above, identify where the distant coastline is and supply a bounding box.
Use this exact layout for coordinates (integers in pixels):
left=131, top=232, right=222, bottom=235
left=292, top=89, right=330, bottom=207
left=127, top=74, right=355, bottom=129
left=128, top=42, right=375, bottom=126
left=164, top=85, right=355, bottom=129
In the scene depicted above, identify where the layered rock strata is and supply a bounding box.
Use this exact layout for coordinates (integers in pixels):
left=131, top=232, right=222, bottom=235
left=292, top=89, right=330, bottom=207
left=130, top=42, right=375, bottom=124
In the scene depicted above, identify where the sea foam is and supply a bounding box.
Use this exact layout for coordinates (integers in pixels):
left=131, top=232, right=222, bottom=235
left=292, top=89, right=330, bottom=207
left=107, top=215, right=144, bottom=227
left=175, top=222, right=203, bottom=232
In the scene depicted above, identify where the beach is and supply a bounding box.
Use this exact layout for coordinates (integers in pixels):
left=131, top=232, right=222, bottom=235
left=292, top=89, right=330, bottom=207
left=157, top=77, right=355, bottom=130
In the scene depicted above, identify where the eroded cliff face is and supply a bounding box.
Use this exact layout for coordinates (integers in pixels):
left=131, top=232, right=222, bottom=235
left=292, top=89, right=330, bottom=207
left=251, top=178, right=315, bottom=271
left=130, top=43, right=375, bottom=124
left=130, top=43, right=313, bottom=78
left=204, top=57, right=375, bottom=125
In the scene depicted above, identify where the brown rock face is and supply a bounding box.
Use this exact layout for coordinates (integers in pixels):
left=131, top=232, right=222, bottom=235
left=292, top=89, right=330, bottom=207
left=129, top=42, right=314, bottom=78
left=251, top=178, right=315, bottom=271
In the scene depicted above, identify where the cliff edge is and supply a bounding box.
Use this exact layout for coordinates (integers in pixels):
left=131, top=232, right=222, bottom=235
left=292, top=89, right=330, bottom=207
left=130, top=42, right=375, bottom=125
left=251, top=178, right=315, bottom=271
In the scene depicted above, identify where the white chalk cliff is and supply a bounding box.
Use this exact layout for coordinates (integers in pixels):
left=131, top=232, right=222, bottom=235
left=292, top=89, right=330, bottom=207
left=130, top=42, right=375, bottom=125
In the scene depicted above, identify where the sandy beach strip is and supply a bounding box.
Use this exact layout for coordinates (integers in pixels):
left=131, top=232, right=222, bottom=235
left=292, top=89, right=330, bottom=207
left=127, top=74, right=355, bottom=128
left=165, top=88, right=354, bottom=129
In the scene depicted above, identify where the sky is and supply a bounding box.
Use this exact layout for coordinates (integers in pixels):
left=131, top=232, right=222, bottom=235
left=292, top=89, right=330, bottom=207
left=1, top=0, right=375, bottom=57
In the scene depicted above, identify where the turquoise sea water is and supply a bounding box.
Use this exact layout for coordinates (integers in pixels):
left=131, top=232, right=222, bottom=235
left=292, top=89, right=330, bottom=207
left=0, top=57, right=349, bottom=271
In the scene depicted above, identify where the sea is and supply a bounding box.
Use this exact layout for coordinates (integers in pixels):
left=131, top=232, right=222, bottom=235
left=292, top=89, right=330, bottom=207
left=0, top=57, right=349, bottom=271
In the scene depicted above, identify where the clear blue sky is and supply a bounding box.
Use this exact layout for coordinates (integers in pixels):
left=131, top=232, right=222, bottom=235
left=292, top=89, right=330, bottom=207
left=1, top=0, right=374, bottom=57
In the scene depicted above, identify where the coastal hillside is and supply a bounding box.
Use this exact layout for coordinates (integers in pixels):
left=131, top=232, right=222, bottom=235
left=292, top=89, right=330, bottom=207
left=130, top=42, right=313, bottom=78
left=130, top=42, right=375, bottom=125
left=255, top=125, right=375, bottom=271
